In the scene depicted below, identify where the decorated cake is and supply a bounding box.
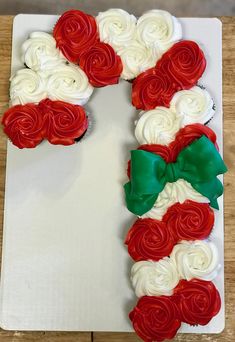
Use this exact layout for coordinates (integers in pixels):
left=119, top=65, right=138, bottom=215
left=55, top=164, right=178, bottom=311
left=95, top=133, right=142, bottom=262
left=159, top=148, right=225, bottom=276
left=2, top=8, right=227, bottom=342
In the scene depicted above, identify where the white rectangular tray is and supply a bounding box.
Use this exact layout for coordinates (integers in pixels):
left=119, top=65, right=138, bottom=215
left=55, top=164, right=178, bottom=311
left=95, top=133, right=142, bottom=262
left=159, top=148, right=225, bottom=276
left=0, top=14, right=224, bottom=333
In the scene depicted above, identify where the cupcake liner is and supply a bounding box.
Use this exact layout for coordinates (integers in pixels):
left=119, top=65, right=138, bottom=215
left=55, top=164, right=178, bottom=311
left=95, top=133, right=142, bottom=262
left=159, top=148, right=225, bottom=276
left=196, top=83, right=216, bottom=125
left=75, top=110, right=94, bottom=143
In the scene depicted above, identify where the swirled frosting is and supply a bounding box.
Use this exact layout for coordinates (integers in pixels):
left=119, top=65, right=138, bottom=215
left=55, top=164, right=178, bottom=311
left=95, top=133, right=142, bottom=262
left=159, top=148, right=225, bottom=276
left=2, top=103, right=45, bottom=149
left=135, top=107, right=181, bottom=145
left=170, top=86, right=215, bottom=126
left=96, top=8, right=137, bottom=49
left=163, top=200, right=214, bottom=241
left=39, top=99, right=88, bottom=145
left=142, top=179, right=209, bottom=220
left=117, top=40, right=158, bottom=80
left=131, top=258, right=179, bottom=297
left=22, top=32, right=66, bottom=72
left=129, top=296, right=181, bottom=342
left=125, top=218, right=175, bottom=261
left=78, top=41, right=123, bottom=87
left=10, top=68, right=47, bottom=105
left=174, top=279, right=221, bottom=326
left=47, top=64, right=94, bottom=105
left=171, top=240, right=220, bottom=281
left=136, top=10, right=182, bottom=53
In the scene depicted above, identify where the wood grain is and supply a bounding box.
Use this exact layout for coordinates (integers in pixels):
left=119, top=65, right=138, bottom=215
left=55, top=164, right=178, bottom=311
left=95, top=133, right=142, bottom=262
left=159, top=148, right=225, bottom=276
left=0, top=15, right=234, bottom=342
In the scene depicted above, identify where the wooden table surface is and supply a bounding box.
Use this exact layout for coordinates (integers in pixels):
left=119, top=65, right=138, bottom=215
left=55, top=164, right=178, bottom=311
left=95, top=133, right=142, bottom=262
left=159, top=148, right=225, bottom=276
left=0, top=15, right=234, bottom=342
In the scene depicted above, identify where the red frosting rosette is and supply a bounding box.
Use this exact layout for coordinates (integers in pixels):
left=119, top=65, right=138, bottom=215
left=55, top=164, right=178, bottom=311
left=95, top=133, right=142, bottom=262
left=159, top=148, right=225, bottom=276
left=53, top=9, right=99, bottom=63
left=163, top=200, right=214, bottom=241
left=39, top=99, right=88, bottom=145
left=79, top=42, right=123, bottom=87
left=129, top=296, right=181, bottom=342
left=125, top=218, right=175, bottom=261
left=173, top=279, right=221, bottom=326
left=132, top=40, right=206, bottom=110
left=158, top=40, right=206, bottom=88
left=2, top=103, right=46, bottom=149
left=132, top=67, right=174, bottom=110
left=136, top=143, right=173, bottom=163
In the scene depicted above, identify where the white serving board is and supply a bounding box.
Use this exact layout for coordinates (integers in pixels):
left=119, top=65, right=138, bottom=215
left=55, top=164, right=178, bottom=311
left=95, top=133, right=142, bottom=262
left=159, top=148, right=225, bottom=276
left=0, top=15, right=224, bottom=333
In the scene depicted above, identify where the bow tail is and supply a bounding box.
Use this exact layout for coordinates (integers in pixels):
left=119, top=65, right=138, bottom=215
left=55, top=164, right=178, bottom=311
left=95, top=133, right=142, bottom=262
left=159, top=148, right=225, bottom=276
left=124, top=181, right=159, bottom=216
left=191, top=177, right=224, bottom=210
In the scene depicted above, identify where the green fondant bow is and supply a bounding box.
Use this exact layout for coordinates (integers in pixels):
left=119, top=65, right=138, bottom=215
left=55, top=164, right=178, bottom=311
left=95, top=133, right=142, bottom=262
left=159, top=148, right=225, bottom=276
left=124, top=136, right=227, bottom=216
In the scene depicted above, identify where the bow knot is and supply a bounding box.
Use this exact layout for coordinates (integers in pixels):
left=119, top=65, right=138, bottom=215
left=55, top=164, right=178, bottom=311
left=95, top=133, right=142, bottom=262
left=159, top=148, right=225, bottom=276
left=124, top=136, right=227, bottom=216
left=166, top=163, right=180, bottom=183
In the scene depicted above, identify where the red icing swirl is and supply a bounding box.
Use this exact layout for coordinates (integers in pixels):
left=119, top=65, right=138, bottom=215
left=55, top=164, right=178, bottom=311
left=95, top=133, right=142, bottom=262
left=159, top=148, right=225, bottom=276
left=39, top=99, right=88, bottom=145
left=158, top=40, right=206, bottom=88
left=2, top=103, right=45, bottom=149
left=132, top=67, right=174, bottom=109
left=125, top=218, right=175, bottom=261
left=137, top=144, right=173, bottom=163
left=79, top=42, right=123, bottom=87
left=132, top=40, right=206, bottom=110
left=130, top=296, right=181, bottom=342
left=163, top=200, right=214, bottom=241
left=173, top=279, right=221, bottom=326
left=53, top=10, right=99, bottom=63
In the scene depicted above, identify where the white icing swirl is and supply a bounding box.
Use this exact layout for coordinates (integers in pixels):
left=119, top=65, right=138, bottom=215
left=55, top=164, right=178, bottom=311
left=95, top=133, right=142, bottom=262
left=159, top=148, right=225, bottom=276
left=131, top=258, right=180, bottom=297
left=47, top=64, right=94, bottom=105
left=170, top=240, right=220, bottom=281
left=96, top=9, right=137, bottom=49
left=135, top=107, right=181, bottom=145
left=136, top=10, right=182, bottom=53
left=22, top=32, right=66, bottom=72
left=117, top=40, right=158, bottom=80
left=171, top=179, right=210, bottom=204
left=170, top=86, right=215, bottom=126
left=10, top=68, right=47, bottom=105
left=142, top=180, right=209, bottom=220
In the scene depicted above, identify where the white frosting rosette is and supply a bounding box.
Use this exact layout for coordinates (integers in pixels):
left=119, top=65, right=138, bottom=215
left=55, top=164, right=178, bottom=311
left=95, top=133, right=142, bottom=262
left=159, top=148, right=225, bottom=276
left=142, top=179, right=209, bottom=220
left=22, top=32, right=66, bottom=72
left=135, top=107, right=181, bottom=145
left=170, top=86, right=215, bottom=126
left=46, top=64, right=94, bottom=105
left=136, top=10, right=182, bottom=53
left=10, top=68, right=47, bottom=105
left=170, top=240, right=220, bottom=281
left=131, top=258, right=180, bottom=297
left=96, top=8, right=137, bottom=49
left=117, top=40, right=158, bottom=80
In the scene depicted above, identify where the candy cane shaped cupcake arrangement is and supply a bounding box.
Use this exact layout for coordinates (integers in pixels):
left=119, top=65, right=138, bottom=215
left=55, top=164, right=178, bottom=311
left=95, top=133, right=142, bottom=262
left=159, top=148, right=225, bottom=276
left=1, top=8, right=227, bottom=342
